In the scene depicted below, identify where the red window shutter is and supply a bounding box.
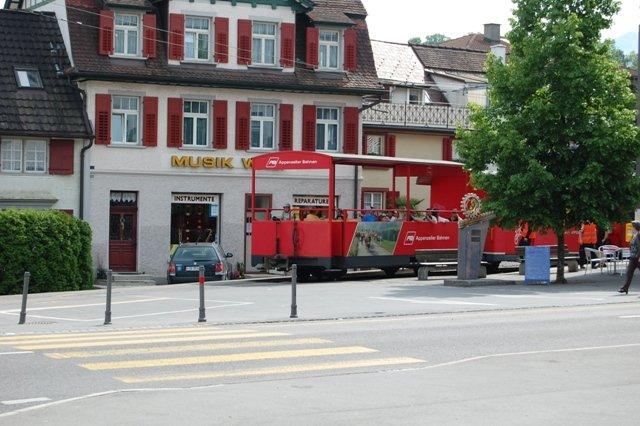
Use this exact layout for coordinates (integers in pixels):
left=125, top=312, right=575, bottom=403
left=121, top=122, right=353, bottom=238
left=214, top=17, right=229, bottom=63
left=237, top=19, right=252, bottom=65
left=306, top=27, right=319, bottom=69
left=442, top=137, right=453, bottom=161
left=343, top=28, right=357, bottom=72
left=94, top=94, right=111, bottom=145
left=167, top=98, right=183, bottom=148
left=279, top=104, right=293, bottom=151
left=362, top=134, right=367, bottom=155
left=302, top=105, right=316, bottom=151
left=235, top=101, right=250, bottom=150
left=280, top=23, right=295, bottom=68
left=98, top=10, right=114, bottom=55
left=142, top=13, right=157, bottom=58
left=213, top=100, right=228, bottom=149
left=49, top=139, right=74, bottom=175
left=168, top=14, right=185, bottom=61
left=142, top=96, right=158, bottom=147
left=343, top=107, right=359, bottom=154
left=385, top=134, right=396, bottom=157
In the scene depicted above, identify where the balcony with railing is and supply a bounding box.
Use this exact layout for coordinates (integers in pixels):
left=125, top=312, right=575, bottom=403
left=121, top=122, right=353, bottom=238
left=362, top=102, right=471, bottom=130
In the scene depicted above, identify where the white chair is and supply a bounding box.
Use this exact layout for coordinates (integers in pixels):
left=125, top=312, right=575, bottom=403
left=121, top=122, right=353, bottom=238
left=585, top=247, right=607, bottom=274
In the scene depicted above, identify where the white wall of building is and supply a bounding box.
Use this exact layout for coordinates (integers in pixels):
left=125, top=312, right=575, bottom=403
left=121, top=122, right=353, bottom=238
left=0, top=139, right=83, bottom=214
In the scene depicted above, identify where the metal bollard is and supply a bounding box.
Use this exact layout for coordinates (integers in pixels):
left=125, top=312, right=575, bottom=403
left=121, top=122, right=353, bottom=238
left=104, top=270, right=112, bottom=325
left=18, top=271, right=30, bottom=325
left=290, top=264, right=298, bottom=318
left=198, top=265, right=206, bottom=323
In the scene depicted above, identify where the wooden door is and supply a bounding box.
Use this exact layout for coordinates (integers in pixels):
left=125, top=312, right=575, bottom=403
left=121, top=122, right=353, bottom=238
left=109, top=207, right=137, bottom=271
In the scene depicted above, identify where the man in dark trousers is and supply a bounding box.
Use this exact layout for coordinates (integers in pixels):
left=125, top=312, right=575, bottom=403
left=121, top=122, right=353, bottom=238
left=619, top=221, right=640, bottom=294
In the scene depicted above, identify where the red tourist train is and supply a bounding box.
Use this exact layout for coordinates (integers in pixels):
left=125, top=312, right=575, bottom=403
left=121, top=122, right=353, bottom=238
left=249, top=151, right=629, bottom=279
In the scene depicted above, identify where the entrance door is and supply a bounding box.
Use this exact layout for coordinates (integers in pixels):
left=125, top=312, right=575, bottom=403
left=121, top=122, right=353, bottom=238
left=109, top=206, right=137, bottom=272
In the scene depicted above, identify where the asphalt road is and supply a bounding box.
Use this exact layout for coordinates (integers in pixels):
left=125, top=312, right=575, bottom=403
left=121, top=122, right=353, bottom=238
left=1, top=286, right=639, bottom=424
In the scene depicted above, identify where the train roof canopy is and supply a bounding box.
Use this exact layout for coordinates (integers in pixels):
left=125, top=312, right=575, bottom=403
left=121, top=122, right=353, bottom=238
left=251, top=151, right=465, bottom=177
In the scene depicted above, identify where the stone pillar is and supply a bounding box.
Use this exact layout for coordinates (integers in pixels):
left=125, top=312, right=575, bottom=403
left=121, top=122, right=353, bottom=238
left=457, top=214, right=493, bottom=280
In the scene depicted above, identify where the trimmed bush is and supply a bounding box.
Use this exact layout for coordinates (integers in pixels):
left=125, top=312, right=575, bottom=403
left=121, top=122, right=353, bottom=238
left=0, top=209, right=93, bottom=295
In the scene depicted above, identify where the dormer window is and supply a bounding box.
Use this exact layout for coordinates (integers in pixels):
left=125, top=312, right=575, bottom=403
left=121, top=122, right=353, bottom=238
left=252, top=22, right=277, bottom=66
left=319, top=30, right=340, bottom=70
left=114, top=13, right=140, bottom=56
left=184, top=17, right=211, bottom=61
left=14, top=68, right=42, bottom=88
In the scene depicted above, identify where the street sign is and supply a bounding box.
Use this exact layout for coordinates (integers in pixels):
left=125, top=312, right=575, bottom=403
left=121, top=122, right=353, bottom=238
left=525, top=246, right=551, bottom=284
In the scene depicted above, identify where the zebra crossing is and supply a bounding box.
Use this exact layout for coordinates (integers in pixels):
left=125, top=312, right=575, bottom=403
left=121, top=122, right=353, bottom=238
left=0, top=326, right=425, bottom=385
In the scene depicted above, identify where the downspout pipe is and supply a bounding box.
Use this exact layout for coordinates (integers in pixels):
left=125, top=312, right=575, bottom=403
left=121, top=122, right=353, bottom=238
left=76, top=85, right=94, bottom=220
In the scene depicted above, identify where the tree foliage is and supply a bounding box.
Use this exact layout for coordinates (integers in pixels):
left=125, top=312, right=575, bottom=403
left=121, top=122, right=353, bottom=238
left=608, top=40, right=638, bottom=70
left=408, top=34, right=450, bottom=45
left=456, top=0, right=640, bottom=282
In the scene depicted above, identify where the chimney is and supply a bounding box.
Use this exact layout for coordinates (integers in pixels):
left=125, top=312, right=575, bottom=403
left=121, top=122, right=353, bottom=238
left=490, top=44, right=506, bottom=63
left=484, top=23, right=501, bottom=43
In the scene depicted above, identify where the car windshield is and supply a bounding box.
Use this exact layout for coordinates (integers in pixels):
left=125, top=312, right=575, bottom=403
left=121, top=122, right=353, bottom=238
left=173, top=246, right=219, bottom=262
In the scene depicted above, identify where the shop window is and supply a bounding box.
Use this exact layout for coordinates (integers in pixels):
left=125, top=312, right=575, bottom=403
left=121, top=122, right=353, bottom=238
left=252, top=22, right=277, bottom=66
left=1, top=139, right=46, bottom=173
left=319, top=30, right=340, bottom=70
left=366, top=135, right=384, bottom=156
left=185, top=16, right=211, bottom=61
left=250, top=103, right=275, bottom=150
left=183, top=100, right=209, bottom=146
left=111, top=96, right=139, bottom=144
left=170, top=193, right=220, bottom=245
left=316, top=107, right=340, bottom=152
left=363, top=192, right=384, bottom=210
left=114, top=13, right=140, bottom=56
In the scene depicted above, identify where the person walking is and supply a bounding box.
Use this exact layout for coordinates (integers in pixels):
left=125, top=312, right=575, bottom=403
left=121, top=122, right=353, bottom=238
left=619, top=220, right=640, bottom=294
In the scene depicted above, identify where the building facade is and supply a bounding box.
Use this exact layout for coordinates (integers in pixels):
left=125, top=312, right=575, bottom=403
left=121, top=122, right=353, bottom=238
left=17, top=0, right=381, bottom=277
left=0, top=9, right=92, bottom=216
left=360, top=39, right=496, bottom=214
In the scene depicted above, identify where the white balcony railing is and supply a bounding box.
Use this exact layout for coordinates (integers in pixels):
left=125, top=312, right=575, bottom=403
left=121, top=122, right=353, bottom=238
left=362, top=102, right=471, bottom=129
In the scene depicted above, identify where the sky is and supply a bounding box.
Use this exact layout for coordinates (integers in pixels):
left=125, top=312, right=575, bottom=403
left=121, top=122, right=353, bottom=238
left=361, top=0, right=638, bottom=51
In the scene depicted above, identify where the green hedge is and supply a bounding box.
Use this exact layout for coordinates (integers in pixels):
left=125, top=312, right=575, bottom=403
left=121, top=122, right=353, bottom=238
left=0, top=209, right=93, bottom=295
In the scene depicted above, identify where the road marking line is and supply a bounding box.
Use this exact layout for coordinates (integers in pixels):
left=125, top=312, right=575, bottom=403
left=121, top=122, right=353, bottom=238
left=0, top=298, right=171, bottom=313
left=619, top=315, right=640, bottom=318
left=370, top=296, right=497, bottom=306
left=488, top=294, right=606, bottom=301
left=0, top=329, right=255, bottom=346
left=1, top=397, right=51, bottom=406
left=81, top=346, right=378, bottom=371
left=0, top=326, right=220, bottom=342
left=0, top=351, right=34, bottom=356
left=46, top=338, right=332, bottom=359
left=116, top=357, right=425, bottom=383
left=16, top=332, right=289, bottom=350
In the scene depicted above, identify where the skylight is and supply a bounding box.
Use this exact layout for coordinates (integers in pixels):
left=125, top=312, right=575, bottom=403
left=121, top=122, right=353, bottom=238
left=14, top=69, right=43, bottom=88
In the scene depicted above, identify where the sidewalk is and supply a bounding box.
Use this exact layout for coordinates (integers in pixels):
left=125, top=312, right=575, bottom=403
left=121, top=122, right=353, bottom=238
left=0, top=267, right=636, bottom=335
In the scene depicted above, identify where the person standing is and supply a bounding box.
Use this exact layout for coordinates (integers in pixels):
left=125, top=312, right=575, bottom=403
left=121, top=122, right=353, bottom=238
left=619, top=221, right=640, bottom=294
left=579, top=222, right=598, bottom=268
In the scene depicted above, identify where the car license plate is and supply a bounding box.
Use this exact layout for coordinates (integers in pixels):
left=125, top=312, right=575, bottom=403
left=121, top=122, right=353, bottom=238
left=186, top=266, right=200, bottom=271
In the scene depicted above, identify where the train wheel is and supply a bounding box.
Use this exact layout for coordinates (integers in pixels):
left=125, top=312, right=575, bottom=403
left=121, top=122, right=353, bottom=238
left=383, top=268, right=399, bottom=278
left=311, top=269, right=324, bottom=280
left=297, top=269, right=311, bottom=283
left=486, top=262, right=500, bottom=274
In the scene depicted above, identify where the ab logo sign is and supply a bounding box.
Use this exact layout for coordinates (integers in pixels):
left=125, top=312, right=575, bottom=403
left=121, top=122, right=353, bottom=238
left=404, top=231, right=417, bottom=246
left=266, top=157, right=279, bottom=169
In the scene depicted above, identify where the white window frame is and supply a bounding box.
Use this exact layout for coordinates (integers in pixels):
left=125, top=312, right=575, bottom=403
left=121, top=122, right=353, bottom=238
left=184, top=16, right=211, bottom=62
left=113, top=12, right=141, bottom=57
left=183, top=100, right=210, bottom=147
left=1, top=139, right=47, bottom=174
left=363, top=192, right=384, bottom=210
left=365, top=134, right=384, bottom=156
left=250, top=103, right=276, bottom=150
left=316, top=107, right=340, bottom=152
left=408, top=88, right=424, bottom=105
left=252, top=22, right=278, bottom=66
left=319, top=29, right=341, bottom=71
left=111, top=96, right=140, bottom=145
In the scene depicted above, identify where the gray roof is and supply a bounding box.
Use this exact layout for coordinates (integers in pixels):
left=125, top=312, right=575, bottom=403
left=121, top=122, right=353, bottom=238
left=0, top=10, right=91, bottom=138
left=370, top=40, right=426, bottom=86
left=412, top=44, right=489, bottom=75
